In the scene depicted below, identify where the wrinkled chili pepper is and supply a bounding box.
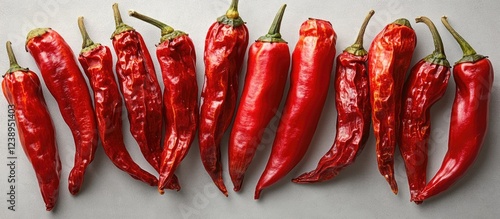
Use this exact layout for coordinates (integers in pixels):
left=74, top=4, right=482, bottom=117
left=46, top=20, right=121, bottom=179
left=26, top=27, right=98, bottom=195
left=399, top=16, right=450, bottom=203
left=367, top=18, right=417, bottom=194
left=77, top=17, right=158, bottom=187
left=293, top=10, right=374, bottom=184
left=199, top=0, right=249, bottom=196
left=2, top=41, right=61, bottom=211
left=228, top=4, right=290, bottom=192
left=128, top=10, right=198, bottom=193
left=255, top=18, right=337, bottom=199
left=110, top=3, right=180, bottom=190
left=415, top=16, right=494, bottom=202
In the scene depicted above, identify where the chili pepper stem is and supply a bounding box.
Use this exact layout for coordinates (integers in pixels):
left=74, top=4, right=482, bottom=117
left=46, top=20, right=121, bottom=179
left=345, top=10, right=375, bottom=56
left=6, top=41, right=28, bottom=74
left=111, top=3, right=134, bottom=38
left=78, top=17, right=101, bottom=54
left=217, top=0, right=244, bottom=26
left=441, top=16, right=485, bottom=63
left=393, top=18, right=412, bottom=28
left=257, top=4, right=287, bottom=43
left=415, top=16, right=450, bottom=67
left=128, top=10, right=186, bottom=43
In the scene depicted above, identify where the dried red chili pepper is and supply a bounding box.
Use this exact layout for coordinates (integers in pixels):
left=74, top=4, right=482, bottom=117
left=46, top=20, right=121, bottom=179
left=26, top=28, right=98, bottom=195
left=77, top=17, right=158, bottom=187
left=228, top=4, right=290, bottom=192
left=293, top=10, right=374, bottom=184
left=199, top=0, right=249, bottom=196
left=399, top=16, right=450, bottom=203
left=2, top=41, right=61, bottom=211
left=255, top=18, right=337, bottom=199
left=110, top=4, right=179, bottom=190
left=415, top=17, right=494, bottom=202
left=128, top=10, right=198, bottom=193
left=367, top=18, right=417, bottom=194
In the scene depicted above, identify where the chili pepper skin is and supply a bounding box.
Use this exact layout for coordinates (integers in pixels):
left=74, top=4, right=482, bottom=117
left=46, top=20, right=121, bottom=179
left=77, top=17, right=158, bottom=187
left=129, top=11, right=198, bottom=193
left=367, top=18, right=416, bottom=195
left=110, top=4, right=180, bottom=190
left=2, top=42, right=61, bottom=211
left=255, top=18, right=337, bottom=199
left=293, top=10, right=374, bottom=184
left=26, top=28, right=98, bottom=195
left=228, top=4, right=290, bottom=192
left=199, top=0, right=249, bottom=196
left=415, top=17, right=494, bottom=202
left=399, top=17, right=450, bottom=203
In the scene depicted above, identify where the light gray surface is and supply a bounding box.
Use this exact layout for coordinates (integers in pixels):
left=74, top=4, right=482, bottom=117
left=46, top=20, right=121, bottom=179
left=1, top=0, right=499, bottom=218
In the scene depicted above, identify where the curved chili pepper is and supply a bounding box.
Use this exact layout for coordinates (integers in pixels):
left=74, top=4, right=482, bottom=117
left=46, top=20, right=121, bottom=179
left=255, top=18, right=337, bottom=199
left=26, top=28, right=98, bottom=195
left=399, top=16, right=450, bottom=203
left=367, top=18, right=417, bottom=194
left=128, top=10, right=198, bottom=193
left=415, top=17, right=494, bottom=202
left=199, top=0, right=249, bottom=196
left=77, top=17, right=158, bottom=187
left=228, top=4, right=290, bottom=192
left=293, top=10, right=374, bottom=184
left=2, top=42, right=61, bottom=211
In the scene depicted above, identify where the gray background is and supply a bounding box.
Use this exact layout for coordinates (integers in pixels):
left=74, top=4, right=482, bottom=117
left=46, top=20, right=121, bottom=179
left=1, top=0, right=499, bottom=218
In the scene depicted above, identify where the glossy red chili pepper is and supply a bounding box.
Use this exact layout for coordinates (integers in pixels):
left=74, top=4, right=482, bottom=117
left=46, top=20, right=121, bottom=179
left=26, top=28, right=98, bottom=195
left=415, top=17, right=494, bottom=202
left=129, top=10, right=198, bottom=193
left=293, top=10, right=374, bottom=184
left=255, top=18, right=337, bottom=199
left=367, top=18, right=416, bottom=194
left=2, top=42, right=61, bottom=211
left=399, top=16, right=450, bottom=203
left=228, top=4, right=290, bottom=192
left=199, top=0, right=249, bottom=196
left=110, top=4, right=179, bottom=190
left=77, top=17, right=158, bottom=187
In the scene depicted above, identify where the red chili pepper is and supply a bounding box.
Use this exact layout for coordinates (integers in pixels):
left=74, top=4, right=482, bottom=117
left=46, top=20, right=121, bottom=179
left=128, top=10, right=198, bottom=193
left=367, top=18, right=417, bottom=194
left=228, top=4, right=290, bottom=192
left=26, top=28, right=98, bottom=195
left=415, top=17, right=494, bottom=202
left=399, top=16, right=450, bottom=203
left=2, top=41, right=61, bottom=211
left=77, top=17, right=158, bottom=187
left=293, top=10, right=374, bottom=184
left=199, top=0, right=249, bottom=196
left=255, top=18, right=337, bottom=199
left=110, top=4, right=179, bottom=190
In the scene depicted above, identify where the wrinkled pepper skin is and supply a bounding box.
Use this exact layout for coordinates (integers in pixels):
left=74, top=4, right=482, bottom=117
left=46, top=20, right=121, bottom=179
left=26, top=28, right=98, bottom=195
left=255, top=18, right=337, bottom=199
left=77, top=17, right=158, bottom=187
left=199, top=0, right=249, bottom=196
left=293, top=10, right=373, bottom=184
left=111, top=4, right=163, bottom=174
left=2, top=42, right=61, bottom=211
left=399, top=17, right=450, bottom=203
left=229, top=5, right=290, bottom=192
left=416, top=17, right=494, bottom=202
left=128, top=10, right=199, bottom=192
left=367, top=19, right=417, bottom=194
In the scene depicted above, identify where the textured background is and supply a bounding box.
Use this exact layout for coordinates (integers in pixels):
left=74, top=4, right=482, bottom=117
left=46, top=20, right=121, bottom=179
left=0, top=0, right=499, bottom=218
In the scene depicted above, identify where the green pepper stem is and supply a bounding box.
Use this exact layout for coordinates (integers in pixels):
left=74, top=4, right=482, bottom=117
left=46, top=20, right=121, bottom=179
left=441, top=16, right=476, bottom=57
left=416, top=16, right=449, bottom=66
left=78, top=17, right=95, bottom=49
left=6, top=41, right=28, bottom=74
left=113, top=3, right=123, bottom=27
left=257, top=4, right=287, bottom=43
left=226, top=0, right=240, bottom=19
left=129, top=10, right=174, bottom=37
left=344, top=10, right=375, bottom=56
